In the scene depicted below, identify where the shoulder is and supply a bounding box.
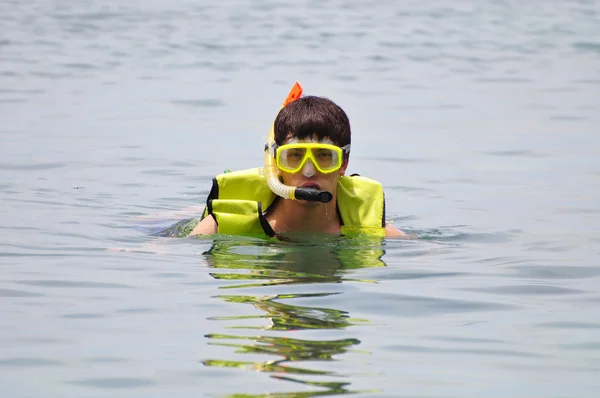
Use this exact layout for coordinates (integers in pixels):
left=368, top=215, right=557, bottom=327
left=190, top=214, right=217, bottom=235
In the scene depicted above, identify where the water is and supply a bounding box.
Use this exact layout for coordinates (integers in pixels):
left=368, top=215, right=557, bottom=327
left=1, top=0, right=600, bottom=396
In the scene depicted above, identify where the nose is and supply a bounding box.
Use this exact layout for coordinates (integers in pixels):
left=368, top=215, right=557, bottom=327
left=302, top=159, right=316, bottom=177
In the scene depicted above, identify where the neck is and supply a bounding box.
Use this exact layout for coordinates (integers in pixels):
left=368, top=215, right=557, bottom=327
left=267, top=196, right=340, bottom=234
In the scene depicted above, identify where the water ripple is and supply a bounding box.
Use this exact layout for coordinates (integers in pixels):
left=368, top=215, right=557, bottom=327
left=0, top=358, right=63, bottom=367
left=84, top=357, right=129, bottom=363
left=538, top=322, right=600, bottom=330
left=508, top=265, right=600, bottom=279
left=573, top=41, right=600, bottom=52
left=61, top=313, right=105, bottom=319
left=350, top=292, right=515, bottom=315
left=562, top=342, right=600, bottom=351
left=170, top=98, right=226, bottom=107
left=0, top=162, right=66, bottom=170
left=385, top=344, right=545, bottom=358
left=66, top=378, right=156, bottom=389
left=15, top=280, right=132, bottom=289
left=462, top=284, right=584, bottom=296
left=483, top=150, right=548, bottom=157
left=377, top=270, right=468, bottom=281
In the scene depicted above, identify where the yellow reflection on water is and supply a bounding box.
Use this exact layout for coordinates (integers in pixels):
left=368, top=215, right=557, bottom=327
left=201, top=235, right=386, bottom=397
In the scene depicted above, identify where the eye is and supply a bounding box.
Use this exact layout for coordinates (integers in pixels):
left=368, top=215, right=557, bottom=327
left=288, top=150, right=304, bottom=159
left=315, top=150, right=333, bottom=160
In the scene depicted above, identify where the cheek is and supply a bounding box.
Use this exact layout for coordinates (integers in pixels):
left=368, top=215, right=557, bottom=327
left=323, top=171, right=341, bottom=186
left=280, top=171, right=297, bottom=184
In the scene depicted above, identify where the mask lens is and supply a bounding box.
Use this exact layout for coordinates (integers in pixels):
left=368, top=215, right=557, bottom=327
left=279, top=147, right=307, bottom=171
left=312, top=148, right=338, bottom=171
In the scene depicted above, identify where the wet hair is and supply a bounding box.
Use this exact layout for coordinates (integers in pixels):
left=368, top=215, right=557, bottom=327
left=273, top=95, right=351, bottom=148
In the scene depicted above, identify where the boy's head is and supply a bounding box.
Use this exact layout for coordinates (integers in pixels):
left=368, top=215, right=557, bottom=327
left=273, top=95, right=351, bottom=149
left=272, top=95, right=351, bottom=199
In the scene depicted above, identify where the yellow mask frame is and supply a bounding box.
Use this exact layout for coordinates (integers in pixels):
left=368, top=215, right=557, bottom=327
left=275, top=143, right=350, bottom=174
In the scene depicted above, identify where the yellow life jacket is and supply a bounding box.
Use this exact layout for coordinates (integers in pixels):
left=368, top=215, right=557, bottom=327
left=202, top=167, right=386, bottom=237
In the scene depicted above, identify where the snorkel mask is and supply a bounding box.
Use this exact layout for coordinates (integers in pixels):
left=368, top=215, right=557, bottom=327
left=263, top=82, right=338, bottom=203
left=274, top=140, right=350, bottom=176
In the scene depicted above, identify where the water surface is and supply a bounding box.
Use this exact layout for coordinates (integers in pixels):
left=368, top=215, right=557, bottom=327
left=1, top=0, right=600, bottom=397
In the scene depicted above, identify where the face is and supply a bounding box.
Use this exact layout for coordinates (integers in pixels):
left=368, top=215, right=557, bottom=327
left=278, top=136, right=348, bottom=205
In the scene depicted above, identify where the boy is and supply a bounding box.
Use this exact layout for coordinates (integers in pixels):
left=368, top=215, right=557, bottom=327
left=190, top=88, right=405, bottom=238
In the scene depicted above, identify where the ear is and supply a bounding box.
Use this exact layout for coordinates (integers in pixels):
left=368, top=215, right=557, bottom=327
left=339, top=158, right=349, bottom=176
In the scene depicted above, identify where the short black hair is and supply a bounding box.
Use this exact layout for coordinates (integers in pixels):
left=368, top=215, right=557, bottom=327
left=274, top=95, right=351, bottom=148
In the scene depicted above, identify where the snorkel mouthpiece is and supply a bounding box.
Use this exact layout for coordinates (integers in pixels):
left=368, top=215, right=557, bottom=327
left=294, top=188, right=333, bottom=203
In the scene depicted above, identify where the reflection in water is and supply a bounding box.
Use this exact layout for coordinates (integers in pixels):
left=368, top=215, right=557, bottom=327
left=201, top=236, right=386, bottom=397
left=211, top=293, right=364, bottom=330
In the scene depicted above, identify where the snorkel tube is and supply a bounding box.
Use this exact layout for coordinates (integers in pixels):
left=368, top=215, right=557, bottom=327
left=264, top=82, right=333, bottom=203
